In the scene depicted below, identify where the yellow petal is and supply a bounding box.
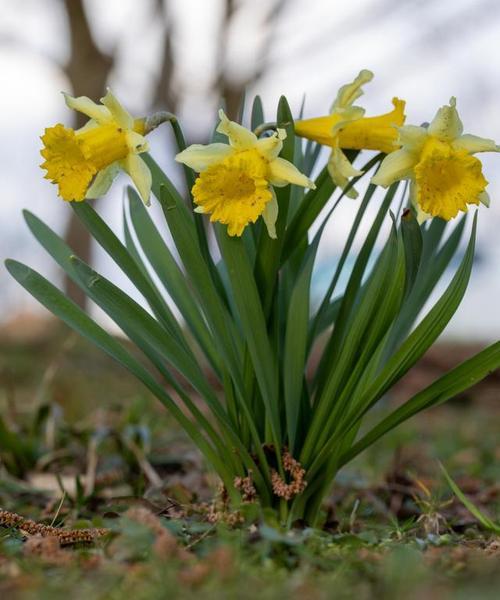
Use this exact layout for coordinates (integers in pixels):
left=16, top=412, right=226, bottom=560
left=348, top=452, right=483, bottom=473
left=255, top=129, right=286, bottom=161
left=427, top=97, right=463, bottom=141
left=398, top=125, right=427, bottom=153
left=371, top=148, right=417, bottom=188
left=175, top=143, right=233, bottom=172
left=122, top=154, right=152, bottom=206
left=452, top=134, right=498, bottom=154
left=331, top=69, right=374, bottom=112
left=327, top=148, right=362, bottom=198
left=268, top=156, right=315, bottom=189
left=336, top=98, right=406, bottom=153
left=216, top=109, right=257, bottom=149
left=415, top=139, right=486, bottom=220
left=262, top=188, right=278, bottom=239
left=85, top=163, right=120, bottom=199
left=100, top=88, right=134, bottom=130
left=125, top=130, right=149, bottom=154
left=63, top=93, right=111, bottom=124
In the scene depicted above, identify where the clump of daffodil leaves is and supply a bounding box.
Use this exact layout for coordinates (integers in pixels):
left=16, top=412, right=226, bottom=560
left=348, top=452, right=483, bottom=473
left=7, top=70, right=500, bottom=529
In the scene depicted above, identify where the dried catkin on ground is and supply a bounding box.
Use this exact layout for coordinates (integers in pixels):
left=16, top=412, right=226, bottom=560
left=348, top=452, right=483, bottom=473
left=0, top=508, right=109, bottom=546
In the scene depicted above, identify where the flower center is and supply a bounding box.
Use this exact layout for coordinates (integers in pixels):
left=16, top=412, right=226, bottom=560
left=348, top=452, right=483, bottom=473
left=192, top=149, right=273, bottom=236
left=415, top=138, right=487, bottom=220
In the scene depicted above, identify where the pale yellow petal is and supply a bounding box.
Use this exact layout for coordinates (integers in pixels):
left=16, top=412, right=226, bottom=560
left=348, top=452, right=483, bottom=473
left=85, top=163, right=120, bottom=199
left=452, top=134, right=498, bottom=154
left=428, top=97, right=463, bottom=141
left=331, top=69, right=373, bottom=113
left=331, top=106, right=366, bottom=132
left=125, top=130, right=149, bottom=154
left=255, top=129, right=285, bottom=161
left=122, top=154, right=152, bottom=206
left=262, top=188, right=278, bottom=239
left=216, top=109, right=257, bottom=149
left=398, top=125, right=427, bottom=153
left=101, top=88, right=134, bottom=129
left=175, top=143, right=233, bottom=172
left=327, top=148, right=362, bottom=198
left=63, top=93, right=111, bottom=123
left=268, top=156, right=315, bottom=189
left=371, top=149, right=417, bottom=187
left=479, top=190, right=490, bottom=207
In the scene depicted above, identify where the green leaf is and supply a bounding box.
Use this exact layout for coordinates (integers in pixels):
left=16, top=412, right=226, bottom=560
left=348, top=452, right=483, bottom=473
left=440, top=463, right=500, bottom=533
left=341, top=340, right=500, bottom=466
left=313, top=183, right=399, bottom=400
left=400, top=209, right=423, bottom=298
left=251, top=95, right=264, bottom=130
left=215, top=226, right=281, bottom=442
left=253, top=95, right=296, bottom=318
left=70, top=202, right=187, bottom=348
left=283, top=236, right=318, bottom=452
left=282, top=153, right=383, bottom=265
left=125, top=188, right=220, bottom=373
left=349, top=214, right=478, bottom=423
left=4, top=259, right=233, bottom=488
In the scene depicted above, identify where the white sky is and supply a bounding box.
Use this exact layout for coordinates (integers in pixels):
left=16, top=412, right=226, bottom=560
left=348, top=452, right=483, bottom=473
left=1, top=0, right=500, bottom=339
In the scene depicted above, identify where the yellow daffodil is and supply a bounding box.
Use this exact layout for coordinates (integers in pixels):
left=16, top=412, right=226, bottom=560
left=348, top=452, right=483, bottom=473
left=41, top=89, right=152, bottom=205
left=371, top=97, right=499, bottom=221
left=175, top=110, right=315, bottom=238
left=295, top=70, right=406, bottom=198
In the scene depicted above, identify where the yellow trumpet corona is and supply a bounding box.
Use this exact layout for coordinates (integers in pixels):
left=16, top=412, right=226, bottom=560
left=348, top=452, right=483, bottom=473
left=295, top=70, right=406, bottom=197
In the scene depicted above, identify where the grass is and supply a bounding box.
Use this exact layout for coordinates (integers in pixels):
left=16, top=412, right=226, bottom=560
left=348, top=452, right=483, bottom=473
left=0, top=321, right=499, bottom=599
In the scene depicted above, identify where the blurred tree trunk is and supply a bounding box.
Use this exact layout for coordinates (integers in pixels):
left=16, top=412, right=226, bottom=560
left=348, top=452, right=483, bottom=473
left=62, top=0, right=114, bottom=309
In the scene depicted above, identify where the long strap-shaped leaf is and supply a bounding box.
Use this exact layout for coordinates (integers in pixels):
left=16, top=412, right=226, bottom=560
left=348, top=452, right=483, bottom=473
left=125, top=188, right=220, bottom=374
left=4, top=259, right=234, bottom=492
left=70, top=203, right=188, bottom=350
left=348, top=214, right=478, bottom=424
left=340, top=341, right=500, bottom=466
left=282, top=234, right=318, bottom=453
left=67, top=256, right=270, bottom=498
left=215, top=227, right=281, bottom=444
left=154, top=179, right=272, bottom=478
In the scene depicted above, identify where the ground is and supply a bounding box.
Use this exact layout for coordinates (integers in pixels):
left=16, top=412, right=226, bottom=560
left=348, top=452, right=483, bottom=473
left=0, top=319, right=499, bottom=599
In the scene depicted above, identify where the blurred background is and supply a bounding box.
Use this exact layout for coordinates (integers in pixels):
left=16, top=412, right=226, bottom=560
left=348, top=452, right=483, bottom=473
left=1, top=0, right=500, bottom=340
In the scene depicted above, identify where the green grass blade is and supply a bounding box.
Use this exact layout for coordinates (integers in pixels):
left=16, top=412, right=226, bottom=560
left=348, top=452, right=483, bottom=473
left=440, top=463, right=500, bottom=533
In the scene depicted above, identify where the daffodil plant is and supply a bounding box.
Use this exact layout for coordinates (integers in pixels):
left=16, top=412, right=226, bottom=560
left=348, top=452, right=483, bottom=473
left=7, top=74, right=500, bottom=529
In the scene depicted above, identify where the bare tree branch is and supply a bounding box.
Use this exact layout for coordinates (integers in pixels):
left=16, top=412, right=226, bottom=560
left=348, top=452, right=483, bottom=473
left=152, top=0, right=178, bottom=111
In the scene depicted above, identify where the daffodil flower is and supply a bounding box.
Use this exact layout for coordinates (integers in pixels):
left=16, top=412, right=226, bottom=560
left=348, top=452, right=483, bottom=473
left=175, top=110, right=315, bottom=238
left=41, top=89, right=152, bottom=205
left=371, top=97, right=499, bottom=221
left=295, top=70, right=406, bottom=197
